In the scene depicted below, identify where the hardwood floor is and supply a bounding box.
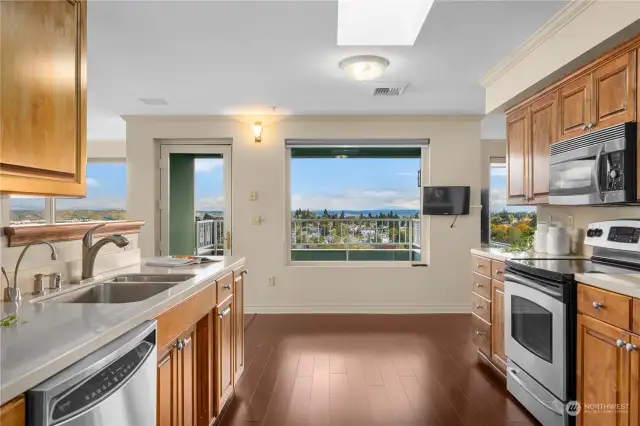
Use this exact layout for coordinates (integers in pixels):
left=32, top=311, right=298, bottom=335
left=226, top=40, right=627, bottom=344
left=221, top=314, right=540, bottom=426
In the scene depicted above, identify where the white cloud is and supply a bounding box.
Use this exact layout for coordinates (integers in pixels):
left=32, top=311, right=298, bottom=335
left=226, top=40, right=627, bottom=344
left=490, top=188, right=506, bottom=212
left=86, top=177, right=99, bottom=187
left=291, top=189, right=419, bottom=211
left=196, top=196, right=225, bottom=211
left=194, top=158, right=222, bottom=173
left=56, top=197, right=126, bottom=210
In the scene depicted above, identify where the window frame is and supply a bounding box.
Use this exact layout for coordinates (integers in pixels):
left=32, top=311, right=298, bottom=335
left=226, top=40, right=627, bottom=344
left=2, top=159, right=126, bottom=227
left=284, top=143, right=430, bottom=267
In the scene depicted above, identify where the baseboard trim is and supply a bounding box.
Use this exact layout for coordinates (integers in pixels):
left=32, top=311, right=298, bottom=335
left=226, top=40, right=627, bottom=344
left=245, top=305, right=471, bottom=314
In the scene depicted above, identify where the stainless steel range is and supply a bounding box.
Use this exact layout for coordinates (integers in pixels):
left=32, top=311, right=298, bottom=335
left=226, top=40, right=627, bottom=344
left=504, top=219, right=640, bottom=426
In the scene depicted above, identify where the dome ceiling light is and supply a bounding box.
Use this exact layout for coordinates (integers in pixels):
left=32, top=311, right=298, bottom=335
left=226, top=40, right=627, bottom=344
left=339, top=55, right=390, bottom=81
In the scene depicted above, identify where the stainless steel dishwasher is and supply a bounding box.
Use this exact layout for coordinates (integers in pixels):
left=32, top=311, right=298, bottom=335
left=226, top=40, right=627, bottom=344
left=28, top=321, right=157, bottom=426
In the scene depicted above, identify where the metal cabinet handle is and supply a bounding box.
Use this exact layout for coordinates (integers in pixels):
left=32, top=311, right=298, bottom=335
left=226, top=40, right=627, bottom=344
left=223, top=284, right=232, bottom=290
left=182, top=337, right=191, bottom=347
left=582, top=125, right=588, bottom=131
left=588, top=122, right=595, bottom=129
left=476, top=263, right=484, bottom=268
left=218, top=306, right=231, bottom=318
left=626, top=343, right=637, bottom=352
left=616, top=339, right=626, bottom=348
left=476, top=282, right=483, bottom=287
left=475, top=330, right=485, bottom=336
left=475, top=305, right=483, bottom=310
left=592, top=301, right=605, bottom=310
left=496, top=270, right=504, bottom=275
left=176, top=340, right=184, bottom=351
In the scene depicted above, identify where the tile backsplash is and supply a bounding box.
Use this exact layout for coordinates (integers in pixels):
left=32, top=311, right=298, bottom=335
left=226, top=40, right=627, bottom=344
left=0, top=234, right=141, bottom=299
left=538, top=205, right=640, bottom=255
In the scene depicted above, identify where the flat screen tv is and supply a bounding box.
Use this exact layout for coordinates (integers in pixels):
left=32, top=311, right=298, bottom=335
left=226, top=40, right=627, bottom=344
left=422, top=186, right=470, bottom=215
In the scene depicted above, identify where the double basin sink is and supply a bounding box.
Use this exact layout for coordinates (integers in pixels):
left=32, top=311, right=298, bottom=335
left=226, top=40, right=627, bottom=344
left=36, top=274, right=196, bottom=304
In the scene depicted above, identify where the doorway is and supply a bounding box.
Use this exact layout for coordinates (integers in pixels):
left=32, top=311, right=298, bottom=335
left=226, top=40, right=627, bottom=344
left=159, top=144, right=232, bottom=256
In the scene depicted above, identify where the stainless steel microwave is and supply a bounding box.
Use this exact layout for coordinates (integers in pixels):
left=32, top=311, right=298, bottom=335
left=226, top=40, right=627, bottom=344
left=549, top=122, right=637, bottom=205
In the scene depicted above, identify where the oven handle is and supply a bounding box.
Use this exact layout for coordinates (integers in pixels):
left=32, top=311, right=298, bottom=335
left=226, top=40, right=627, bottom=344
left=507, top=367, right=564, bottom=416
left=594, top=144, right=605, bottom=202
left=504, top=273, right=561, bottom=298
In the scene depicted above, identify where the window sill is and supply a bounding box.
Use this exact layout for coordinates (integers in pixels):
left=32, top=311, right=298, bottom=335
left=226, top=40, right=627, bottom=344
left=3, top=220, right=145, bottom=247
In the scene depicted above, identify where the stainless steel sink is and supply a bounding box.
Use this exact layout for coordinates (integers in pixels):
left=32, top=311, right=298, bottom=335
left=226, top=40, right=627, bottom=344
left=45, top=282, right=179, bottom=304
left=105, top=274, right=195, bottom=283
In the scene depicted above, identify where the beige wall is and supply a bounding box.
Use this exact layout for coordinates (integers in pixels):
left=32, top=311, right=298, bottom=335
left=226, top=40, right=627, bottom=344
left=484, top=1, right=640, bottom=113
left=125, top=116, right=482, bottom=313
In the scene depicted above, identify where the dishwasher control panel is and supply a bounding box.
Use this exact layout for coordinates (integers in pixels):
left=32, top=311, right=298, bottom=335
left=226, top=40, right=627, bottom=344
left=52, top=341, right=152, bottom=421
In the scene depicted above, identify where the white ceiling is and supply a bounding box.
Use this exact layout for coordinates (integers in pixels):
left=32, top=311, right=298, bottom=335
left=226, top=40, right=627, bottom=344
left=87, top=0, right=567, bottom=140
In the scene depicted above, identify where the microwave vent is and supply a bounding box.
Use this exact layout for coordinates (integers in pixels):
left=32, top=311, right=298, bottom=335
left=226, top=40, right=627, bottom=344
left=550, top=123, right=630, bottom=156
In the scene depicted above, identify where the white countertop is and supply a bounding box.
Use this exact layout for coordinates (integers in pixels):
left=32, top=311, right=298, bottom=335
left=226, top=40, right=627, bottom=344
left=471, top=247, right=586, bottom=262
left=0, top=256, right=244, bottom=405
left=576, top=272, right=640, bottom=298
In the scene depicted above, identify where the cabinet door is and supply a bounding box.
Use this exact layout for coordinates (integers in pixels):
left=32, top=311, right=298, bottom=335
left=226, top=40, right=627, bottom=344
left=490, top=280, right=507, bottom=373
left=179, top=327, right=197, bottom=426
left=506, top=108, right=529, bottom=204
left=196, top=314, right=214, bottom=426
left=0, top=396, right=25, bottom=426
left=592, top=51, right=636, bottom=130
left=158, top=349, right=178, bottom=426
left=0, top=0, right=87, bottom=197
left=215, top=298, right=234, bottom=414
left=233, top=270, right=245, bottom=384
left=577, top=314, right=630, bottom=426
left=529, top=92, right=557, bottom=204
left=559, top=74, right=592, bottom=141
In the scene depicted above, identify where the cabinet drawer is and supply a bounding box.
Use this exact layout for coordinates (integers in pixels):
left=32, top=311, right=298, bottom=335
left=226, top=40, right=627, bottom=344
left=472, top=293, right=491, bottom=323
left=471, top=255, right=491, bottom=276
left=216, top=273, right=233, bottom=305
left=633, top=299, right=640, bottom=334
left=491, top=261, right=506, bottom=281
left=471, top=314, right=491, bottom=357
left=578, top=284, right=632, bottom=330
left=471, top=272, right=491, bottom=300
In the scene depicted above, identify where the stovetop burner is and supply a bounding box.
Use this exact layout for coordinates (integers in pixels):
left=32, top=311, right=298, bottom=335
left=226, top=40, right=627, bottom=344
left=506, top=258, right=640, bottom=282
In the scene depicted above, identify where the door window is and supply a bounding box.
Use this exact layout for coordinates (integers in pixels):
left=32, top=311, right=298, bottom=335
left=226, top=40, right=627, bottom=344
left=511, top=295, right=553, bottom=363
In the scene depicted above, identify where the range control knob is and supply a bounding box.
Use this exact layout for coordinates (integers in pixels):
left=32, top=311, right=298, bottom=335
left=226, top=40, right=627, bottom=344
left=595, top=229, right=604, bottom=237
left=610, top=170, right=620, bottom=179
left=587, top=229, right=595, bottom=238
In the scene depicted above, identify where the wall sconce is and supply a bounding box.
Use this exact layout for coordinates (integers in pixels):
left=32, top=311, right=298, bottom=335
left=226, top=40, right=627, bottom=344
left=252, top=122, right=263, bottom=143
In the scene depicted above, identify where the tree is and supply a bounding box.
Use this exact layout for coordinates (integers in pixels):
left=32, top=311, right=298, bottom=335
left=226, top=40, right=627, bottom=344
left=368, top=212, right=373, bottom=219
left=359, top=212, right=364, bottom=219
left=340, top=210, right=345, bottom=219
left=323, top=209, right=329, bottom=218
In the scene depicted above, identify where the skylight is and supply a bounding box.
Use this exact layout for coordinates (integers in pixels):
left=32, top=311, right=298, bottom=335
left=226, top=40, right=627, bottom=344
left=337, top=0, right=434, bottom=46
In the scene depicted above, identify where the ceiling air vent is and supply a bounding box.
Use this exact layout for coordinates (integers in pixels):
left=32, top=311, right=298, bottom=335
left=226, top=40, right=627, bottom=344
left=369, top=82, right=408, bottom=97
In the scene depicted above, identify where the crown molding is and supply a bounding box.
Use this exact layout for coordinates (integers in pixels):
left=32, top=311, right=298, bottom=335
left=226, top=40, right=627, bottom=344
left=479, top=0, right=597, bottom=88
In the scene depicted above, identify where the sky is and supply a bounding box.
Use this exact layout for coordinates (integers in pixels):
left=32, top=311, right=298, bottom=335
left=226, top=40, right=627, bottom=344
left=490, top=164, right=535, bottom=213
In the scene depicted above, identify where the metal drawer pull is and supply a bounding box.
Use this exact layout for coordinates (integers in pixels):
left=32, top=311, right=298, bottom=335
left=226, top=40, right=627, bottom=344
left=223, top=284, right=232, bottom=290
left=476, top=282, right=483, bottom=287
left=475, top=330, right=485, bottom=336
left=475, top=305, right=483, bottom=310
left=218, top=306, right=232, bottom=318
left=476, top=263, right=484, bottom=268
left=496, top=270, right=504, bottom=275
left=626, top=343, right=637, bottom=352
left=176, top=339, right=184, bottom=351
left=592, top=301, right=605, bottom=310
left=616, top=339, right=627, bottom=348
left=182, top=337, right=192, bottom=347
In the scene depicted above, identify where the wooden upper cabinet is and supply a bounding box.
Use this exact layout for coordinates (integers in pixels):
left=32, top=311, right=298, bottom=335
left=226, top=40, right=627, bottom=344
left=592, top=51, right=636, bottom=130
left=506, top=108, right=529, bottom=204
left=0, top=0, right=87, bottom=196
left=559, top=73, right=592, bottom=141
left=0, top=396, right=25, bottom=426
left=577, top=314, right=630, bottom=426
left=529, top=92, right=558, bottom=204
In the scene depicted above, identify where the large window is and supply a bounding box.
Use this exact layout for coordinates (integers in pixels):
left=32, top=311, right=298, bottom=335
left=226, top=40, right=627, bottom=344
left=287, top=143, right=427, bottom=263
left=490, top=161, right=536, bottom=246
left=7, top=163, right=126, bottom=226
left=56, top=163, right=126, bottom=223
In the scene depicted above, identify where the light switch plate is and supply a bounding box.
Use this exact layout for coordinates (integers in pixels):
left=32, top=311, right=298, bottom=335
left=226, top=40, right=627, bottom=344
left=250, top=190, right=258, bottom=201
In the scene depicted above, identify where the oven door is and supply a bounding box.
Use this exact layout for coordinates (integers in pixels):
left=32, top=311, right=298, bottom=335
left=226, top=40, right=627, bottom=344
left=549, top=139, right=629, bottom=205
left=505, top=275, right=566, bottom=400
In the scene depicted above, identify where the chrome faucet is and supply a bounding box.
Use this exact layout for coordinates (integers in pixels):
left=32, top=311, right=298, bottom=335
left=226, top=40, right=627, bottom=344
left=82, top=224, right=130, bottom=280
left=5, top=241, right=58, bottom=302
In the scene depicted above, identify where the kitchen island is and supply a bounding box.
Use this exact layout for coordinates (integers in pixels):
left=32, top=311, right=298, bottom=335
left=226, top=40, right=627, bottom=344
left=0, top=256, right=245, bottom=425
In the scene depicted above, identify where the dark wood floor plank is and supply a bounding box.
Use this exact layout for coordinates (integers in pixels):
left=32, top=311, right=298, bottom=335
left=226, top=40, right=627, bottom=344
left=218, top=314, right=540, bottom=426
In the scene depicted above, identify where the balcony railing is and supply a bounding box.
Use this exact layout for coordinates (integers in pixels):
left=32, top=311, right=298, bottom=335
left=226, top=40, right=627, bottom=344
left=291, top=218, right=421, bottom=261
left=196, top=219, right=224, bottom=255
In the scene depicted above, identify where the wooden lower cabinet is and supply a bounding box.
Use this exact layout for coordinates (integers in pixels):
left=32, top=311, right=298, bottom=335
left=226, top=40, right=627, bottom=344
left=215, top=297, right=234, bottom=415
left=491, top=280, right=507, bottom=373
left=577, top=313, right=631, bottom=426
left=233, top=269, right=245, bottom=383
left=0, top=396, right=25, bottom=426
left=157, top=326, right=198, bottom=426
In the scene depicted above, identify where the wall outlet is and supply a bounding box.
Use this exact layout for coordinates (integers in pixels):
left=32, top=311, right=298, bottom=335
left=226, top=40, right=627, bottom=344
left=568, top=215, right=574, bottom=229
left=250, top=190, right=258, bottom=201
left=267, top=276, right=276, bottom=286
left=251, top=215, right=263, bottom=225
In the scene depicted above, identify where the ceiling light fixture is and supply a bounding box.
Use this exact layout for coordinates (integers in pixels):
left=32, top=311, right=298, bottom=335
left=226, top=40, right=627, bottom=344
left=339, top=55, right=389, bottom=81
left=252, top=122, right=263, bottom=143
